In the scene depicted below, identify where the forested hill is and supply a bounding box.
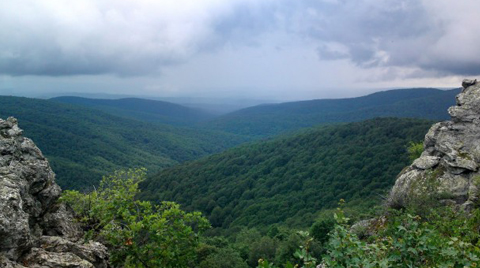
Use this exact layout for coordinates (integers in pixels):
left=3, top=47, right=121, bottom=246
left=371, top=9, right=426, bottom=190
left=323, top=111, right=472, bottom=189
left=51, top=96, right=215, bottom=126
left=140, top=117, right=433, bottom=230
left=202, top=88, right=458, bottom=137
left=0, top=96, right=247, bottom=190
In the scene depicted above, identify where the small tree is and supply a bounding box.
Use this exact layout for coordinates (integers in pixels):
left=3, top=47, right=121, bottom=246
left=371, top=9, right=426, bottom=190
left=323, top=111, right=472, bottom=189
left=407, top=141, right=423, bottom=162
left=61, top=168, right=210, bottom=268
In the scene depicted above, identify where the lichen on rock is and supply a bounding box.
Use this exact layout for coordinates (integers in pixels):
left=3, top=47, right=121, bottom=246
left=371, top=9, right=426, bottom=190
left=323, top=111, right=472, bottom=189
left=0, top=117, right=109, bottom=267
left=388, top=79, right=480, bottom=211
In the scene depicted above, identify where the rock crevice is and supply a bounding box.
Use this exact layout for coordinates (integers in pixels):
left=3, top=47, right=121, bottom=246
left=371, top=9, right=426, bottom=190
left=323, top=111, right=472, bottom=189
left=0, top=117, right=109, bottom=267
left=388, top=79, right=480, bottom=210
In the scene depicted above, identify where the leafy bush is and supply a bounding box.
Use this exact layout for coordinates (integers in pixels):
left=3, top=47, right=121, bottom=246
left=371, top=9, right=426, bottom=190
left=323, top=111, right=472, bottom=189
left=310, top=217, right=335, bottom=244
left=258, top=202, right=480, bottom=268
left=255, top=231, right=320, bottom=268
left=407, top=141, right=424, bottom=162
left=321, top=202, right=387, bottom=268
left=61, top=168, right=210, bottom=268
left=321, top=206, right=480, bottom=267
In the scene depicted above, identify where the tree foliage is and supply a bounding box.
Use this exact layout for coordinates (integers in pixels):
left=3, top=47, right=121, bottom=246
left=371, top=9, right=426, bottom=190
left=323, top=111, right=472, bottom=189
left=407, top=141, right=424, bottom=162
left=0, top=96, right=247, bottom=190
left=321, top=207, right=480, bottom=267
left=141, top=118, right=433, bottom=229
left=258, top=204, right=480, bottom=268
left=61, top=168, right=210, bottom=268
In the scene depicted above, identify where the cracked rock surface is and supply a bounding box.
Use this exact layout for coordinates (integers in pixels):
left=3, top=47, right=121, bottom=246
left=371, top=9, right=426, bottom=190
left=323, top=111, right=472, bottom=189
left=388, top=80, right=480, bottom=210
left=0, top=117, right=109, bottom=267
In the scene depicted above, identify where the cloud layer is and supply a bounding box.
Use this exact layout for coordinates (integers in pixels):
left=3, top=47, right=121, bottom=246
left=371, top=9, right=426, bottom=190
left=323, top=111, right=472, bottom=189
left=301, top=0, right=480, bottom=76
left=1, top=0, right=480, bottom=78
left=0, top=0, right=260, bottom=76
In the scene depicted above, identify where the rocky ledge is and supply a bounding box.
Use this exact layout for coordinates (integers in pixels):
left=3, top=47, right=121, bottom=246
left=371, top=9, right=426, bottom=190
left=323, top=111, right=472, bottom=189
left=388, top=79, right=480, bottom=210
left=0, top=117, right=109, bottom=267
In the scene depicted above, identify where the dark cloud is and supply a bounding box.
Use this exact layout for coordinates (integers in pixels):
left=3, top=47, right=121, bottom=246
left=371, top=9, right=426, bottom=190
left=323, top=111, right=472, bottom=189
left=291, top=0, right=480, bottom=76
left=293, top=1, right=431, bottom=62
left=0, top=0, right=244, bottom=76
left=316, top=45, right=348, bottom=60
left=1, top=0, right=479, bottom=78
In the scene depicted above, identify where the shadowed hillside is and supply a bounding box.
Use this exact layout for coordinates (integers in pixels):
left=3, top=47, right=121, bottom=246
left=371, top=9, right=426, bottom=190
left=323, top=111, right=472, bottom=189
left=51, top=96, right=215, bottom=126
left=0, top=96, right=247, bottom=189
left=203, top=88, right=458, bottom=137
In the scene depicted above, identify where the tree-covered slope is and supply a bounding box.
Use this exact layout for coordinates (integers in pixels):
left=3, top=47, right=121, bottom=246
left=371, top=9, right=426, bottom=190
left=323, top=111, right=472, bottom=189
left=140, top=118, right=433, bottom=229
left=203, top=88, right=457, bottom=137
left=51, top=96, right=215, bottom=126
left=0, top=96, right=247, bottom=190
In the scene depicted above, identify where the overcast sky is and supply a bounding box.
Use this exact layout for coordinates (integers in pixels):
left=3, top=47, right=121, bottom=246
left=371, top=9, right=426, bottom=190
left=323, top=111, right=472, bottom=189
left=1, top=0, right=479, bottom=101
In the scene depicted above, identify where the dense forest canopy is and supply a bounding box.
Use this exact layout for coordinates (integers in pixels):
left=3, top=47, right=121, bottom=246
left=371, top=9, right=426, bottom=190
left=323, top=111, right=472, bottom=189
left=0, top=96, right=247, bottom=189
left=140, top=117, right=433, bottom=230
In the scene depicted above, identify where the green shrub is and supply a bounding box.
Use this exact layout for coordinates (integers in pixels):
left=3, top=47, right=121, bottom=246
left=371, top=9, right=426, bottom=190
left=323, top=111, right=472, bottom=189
left=321, top=206, right=480, bottom=267
left=407, top=141, right=423, bottom=162
left=61, top=168, right=210, bottom=268
left=321, top=207, right=387, bottom=268
left=310, top=217, right=335, bottom=244
left=260, top=204, right=480, bottom=268
left=255, top=230, right=320, bottom=268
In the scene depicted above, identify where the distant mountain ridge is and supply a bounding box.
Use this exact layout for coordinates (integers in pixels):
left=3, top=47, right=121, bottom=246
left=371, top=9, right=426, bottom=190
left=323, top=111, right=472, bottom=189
left=0, top=88, right=459, bottom=190
left=0, top=96, right=247, bottom=189
left=51, top=96, right=215, bottom=125
left=202, top=88, right=459, bottom=137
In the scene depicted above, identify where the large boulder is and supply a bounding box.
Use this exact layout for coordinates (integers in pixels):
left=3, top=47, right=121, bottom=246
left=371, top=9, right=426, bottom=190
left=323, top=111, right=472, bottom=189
left=0, top=117, right=109, bottom=267
left=388, top=80, right=480, bottom=210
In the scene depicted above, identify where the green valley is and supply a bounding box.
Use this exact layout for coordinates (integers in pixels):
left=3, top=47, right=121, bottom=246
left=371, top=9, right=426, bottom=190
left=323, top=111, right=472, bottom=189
left=0, top=96, right=247, bottom=190
left=140, top=117, right=433, bottom=230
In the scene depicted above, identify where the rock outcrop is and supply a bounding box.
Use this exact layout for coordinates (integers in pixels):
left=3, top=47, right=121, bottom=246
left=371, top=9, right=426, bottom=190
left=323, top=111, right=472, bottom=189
left=0, top=117, right=109, bottom=267
left=388, top=79, right=480, bottom=210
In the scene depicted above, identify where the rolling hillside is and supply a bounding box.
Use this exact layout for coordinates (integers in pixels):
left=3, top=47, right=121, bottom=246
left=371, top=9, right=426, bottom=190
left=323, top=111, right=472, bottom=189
left=140, top=117, right=433, bottom=229
left=203, top=88, right=458, bottom=137
left=51, top=96, right=215, bottom=126
left=0, top=96, right=247, bottom=189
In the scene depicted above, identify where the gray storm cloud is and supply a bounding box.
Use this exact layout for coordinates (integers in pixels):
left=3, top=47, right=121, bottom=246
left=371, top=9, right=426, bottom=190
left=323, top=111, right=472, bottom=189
left=0, top=0, right=256, bottom=76
left=297, top=0, right=480, bottom=76
left=1, top=0, right=480, bottom=77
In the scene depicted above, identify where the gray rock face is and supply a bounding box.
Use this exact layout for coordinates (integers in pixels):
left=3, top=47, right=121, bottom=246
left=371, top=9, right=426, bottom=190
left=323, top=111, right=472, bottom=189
left=21, top=237, right=109, bottom=268
left=0, top=117, right=109, bottom=267
left=388, top=80, right=480, bottom=210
